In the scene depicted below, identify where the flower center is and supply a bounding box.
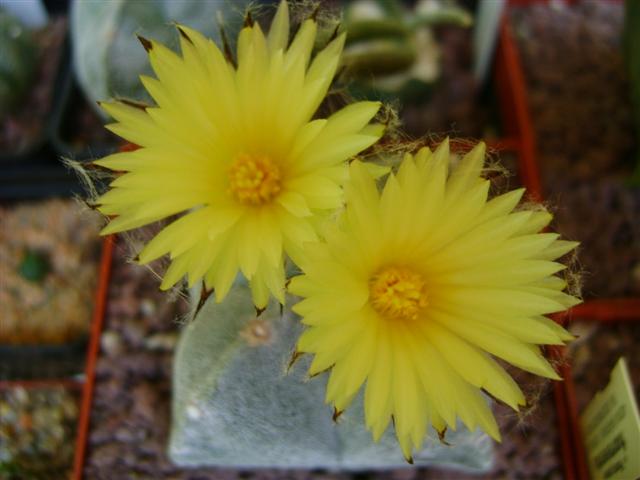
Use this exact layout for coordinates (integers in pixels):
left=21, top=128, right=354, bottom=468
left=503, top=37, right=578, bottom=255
left=228, top=153, right=281, bottom=205
left=369, top=266, right=428, bottom=321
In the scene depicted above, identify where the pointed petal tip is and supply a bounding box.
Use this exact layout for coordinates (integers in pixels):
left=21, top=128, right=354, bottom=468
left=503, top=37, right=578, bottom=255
left=99, top=223, right=119, bottom=236
left=329, top=30, right=347, bottom=50
left=435, top=137, right=450, bottom=154
left=254, top=300, right=269, bottom=311
left=136, top=34, right=153, bottom=52
left=175, top=24, right=193, bottom=44
left=474, top=140, right=487, bottom=152
left=136, top=251, right=152, bottom=265
left=187, top=275, right=201, bottom=290
left=547, top=368, right=563, bottom=381
left=243, top=9, right=255, bottom=28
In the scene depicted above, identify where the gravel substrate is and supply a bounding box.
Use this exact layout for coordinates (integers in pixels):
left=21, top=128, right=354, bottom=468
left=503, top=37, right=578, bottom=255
left=511, top=2, right=635, bottom=181
left=0, top=199, right=102, bottom=380
left=84, top=243, right=188, bottom=479
left=84, top=243, right=566, bottom=479
left=0, top=385, right=78, bottom=479
left=511, top=2, right=640, bottom=299
left=547, top=178, right=640, bottom=299
left=0, top=199, right=102, bottom=345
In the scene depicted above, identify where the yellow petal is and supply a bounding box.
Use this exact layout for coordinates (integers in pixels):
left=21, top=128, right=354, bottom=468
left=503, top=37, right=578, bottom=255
left=432, top=309, right=561, bottom=379
left=425, top=321, right=525, bottom=409
left=285, top=19, right=316, bottom=70
left=268, top=0, right=290, bottom=52
left=138, top=207, right=214, bottom=263
left=277, top=191, right=311, bottom=217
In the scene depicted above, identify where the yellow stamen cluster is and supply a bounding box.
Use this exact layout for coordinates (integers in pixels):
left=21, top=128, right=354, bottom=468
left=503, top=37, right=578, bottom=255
left=228, top=153, right=282, bottom=205
left=369, top=266, right=429, bottom=321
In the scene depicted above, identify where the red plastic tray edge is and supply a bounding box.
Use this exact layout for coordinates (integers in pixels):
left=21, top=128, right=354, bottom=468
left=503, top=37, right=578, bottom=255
left=72, top=235, right=114, bottom=480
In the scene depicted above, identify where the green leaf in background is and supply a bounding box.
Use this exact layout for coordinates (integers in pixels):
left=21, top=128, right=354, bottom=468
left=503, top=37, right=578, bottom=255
left=0, top=8, right=37, bottom=118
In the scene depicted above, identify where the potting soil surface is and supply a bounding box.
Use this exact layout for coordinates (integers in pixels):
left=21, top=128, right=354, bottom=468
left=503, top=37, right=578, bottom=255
left=511, top=1, right=640, bottom=299
left=0, top=199, right=102, bottom=346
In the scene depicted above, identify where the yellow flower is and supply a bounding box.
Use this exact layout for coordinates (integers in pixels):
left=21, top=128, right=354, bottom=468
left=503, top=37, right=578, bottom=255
left=289, top=140, right=580, bottom=461
left=93, top=1, right=383, bottom=307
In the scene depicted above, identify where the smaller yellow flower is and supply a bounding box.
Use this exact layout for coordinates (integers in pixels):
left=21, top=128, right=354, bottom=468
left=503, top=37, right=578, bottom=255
left=290, top=141, right=580, bottom=461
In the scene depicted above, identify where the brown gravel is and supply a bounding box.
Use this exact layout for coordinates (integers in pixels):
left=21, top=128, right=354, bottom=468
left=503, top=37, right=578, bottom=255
left=548, top=178, right=640, bottom=299
left=84, top=243, right=215, bottom=479
left=511, top=2, right=636, bottom=181
left=511, top=2, right=640, bottom=299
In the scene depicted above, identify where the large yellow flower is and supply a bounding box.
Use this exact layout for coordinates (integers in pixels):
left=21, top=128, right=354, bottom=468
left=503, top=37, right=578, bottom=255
left=93, top=1, right=383, bottom=307
left=289, top=141, right=580, bottom=461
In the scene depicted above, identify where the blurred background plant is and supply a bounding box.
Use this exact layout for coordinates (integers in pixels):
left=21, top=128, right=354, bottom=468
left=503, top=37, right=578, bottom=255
left=0, top=0, right=65, bottom=158
left=67, top=0, right=491, bottom=144
left=341, top=0, right=471, bottom=102
left=0, top=8, right=37, bottom=119
left=70, top=0, right=255, bottom=114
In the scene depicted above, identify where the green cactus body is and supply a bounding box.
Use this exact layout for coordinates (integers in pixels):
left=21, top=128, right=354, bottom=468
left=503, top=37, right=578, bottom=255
left=0, top=8, right=36, bottom=118
left=70, top=0, right=252, bottom=115
left=169, top=281, right=494, bottom=470
left=343, top=39, right=417, bottom=77
left=342, top=0, right=471, bottom=101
